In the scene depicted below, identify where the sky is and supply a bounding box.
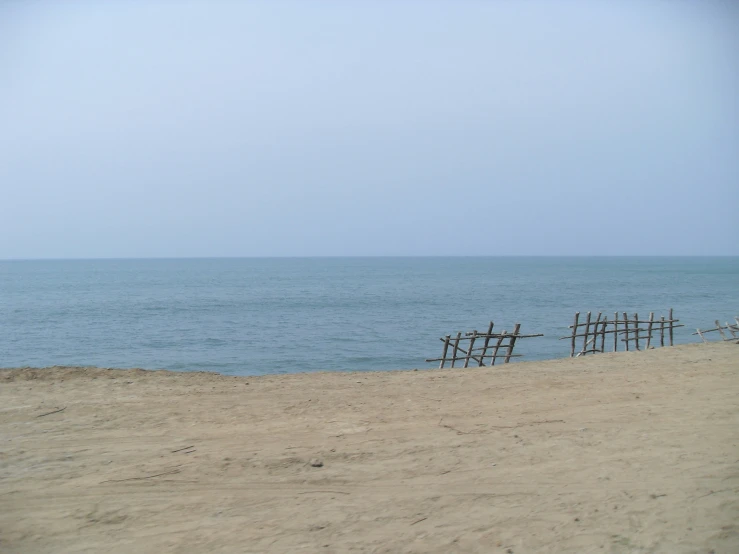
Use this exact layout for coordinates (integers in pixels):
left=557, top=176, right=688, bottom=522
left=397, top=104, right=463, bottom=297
left=1, top=1, right=737, bottom=258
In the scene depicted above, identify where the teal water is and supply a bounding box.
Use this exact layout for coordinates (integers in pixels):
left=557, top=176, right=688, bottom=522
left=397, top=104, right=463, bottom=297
left=1, top=257, right=737, bottom=375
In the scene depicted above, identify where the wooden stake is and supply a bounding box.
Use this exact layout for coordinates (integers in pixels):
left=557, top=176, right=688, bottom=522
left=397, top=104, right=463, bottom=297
left=589, top=312, right=602, bottom=355
left=582, top=312, right=592, bottom=356
left=668, top=308, right=674, bottom=346
left=623, top=312, right=630, bottom=351
left=645, top=312, right=654, bottom=349
left=715, top=320, right=728, bottom=340
left=634, top=312, right=640, bottom=351
left=491, top=331, right=507, bottom=367
left=478, top=322, right=494, bottom=366
left=504, top=323, right=521, bottom=363
left=439, top=335, right=450, bottom=368
left=660, top=316, right=665, bottom=347
left=464, top=331, right=477, bottom=368
left=600, top=316, right=607, bottom=352
left=450, top=332, right=462, bottom=368
left=570, top=312, right=580, bottom=358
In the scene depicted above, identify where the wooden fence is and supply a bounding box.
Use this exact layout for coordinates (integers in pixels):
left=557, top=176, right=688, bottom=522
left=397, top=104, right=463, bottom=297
left=693, top=318, right=739, bottom=343
left=426, top=322, right=543, bottom=368
left=560, top=309, right=683, bottom=357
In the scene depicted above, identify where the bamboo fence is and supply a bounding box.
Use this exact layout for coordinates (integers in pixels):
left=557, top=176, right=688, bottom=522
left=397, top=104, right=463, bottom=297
left=426, top=322, right=543, bottom=368
left=560, top=309, right=683, bottom=357
left=693, top=318, right=739, bottom=343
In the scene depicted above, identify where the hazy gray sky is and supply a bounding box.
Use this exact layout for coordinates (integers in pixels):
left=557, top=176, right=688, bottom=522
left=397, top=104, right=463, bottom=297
left=1, top=1, right=737, bottom=258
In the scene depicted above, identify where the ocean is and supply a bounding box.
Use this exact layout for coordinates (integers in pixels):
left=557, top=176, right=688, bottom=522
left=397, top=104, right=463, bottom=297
left=1, top=257, right=737, bottom=375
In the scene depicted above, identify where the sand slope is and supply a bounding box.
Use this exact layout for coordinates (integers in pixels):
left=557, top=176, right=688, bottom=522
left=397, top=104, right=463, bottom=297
left=1, top=343, right=738, bottom=553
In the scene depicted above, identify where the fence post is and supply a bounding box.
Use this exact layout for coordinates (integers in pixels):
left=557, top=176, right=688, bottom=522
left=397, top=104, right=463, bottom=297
left=715, top=320, right=728, bottom=340
left=634, top=312, right=640, bottom=350
left=505, top=324, right=521, bottom=363
left=593, top=312, right=602, bottom=354
left=439, top=335, right=450, bottom=368
left=660, top=316, right=665, bottom=347
left=450, top=332, right=462, bottom=368
left=464, top=331, right=477, bottom=368
left=599, top=316, right=608, bottom=352
left=478, top=322, right=494, bottom=366
left=645, top=312, right=654, bottom=349
left=581, top=312, right=592, bottom=356
left=570, top=312, right=580, bottom=358
left=491, top=331, right=507, bottom=366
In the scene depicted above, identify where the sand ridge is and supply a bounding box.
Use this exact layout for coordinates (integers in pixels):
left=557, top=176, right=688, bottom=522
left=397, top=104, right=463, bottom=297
left=1, top=343, right=738, bottom=553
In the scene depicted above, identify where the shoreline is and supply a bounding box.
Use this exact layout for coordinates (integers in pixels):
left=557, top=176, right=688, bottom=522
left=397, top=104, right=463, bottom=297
left=0, top=339, right=727, bottom=378
left=2, top=342, right=738, bottom=553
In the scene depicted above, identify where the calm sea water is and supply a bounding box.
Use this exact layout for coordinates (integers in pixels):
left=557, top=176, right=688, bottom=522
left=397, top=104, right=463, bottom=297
left=1, top=257, right=737, bottom=375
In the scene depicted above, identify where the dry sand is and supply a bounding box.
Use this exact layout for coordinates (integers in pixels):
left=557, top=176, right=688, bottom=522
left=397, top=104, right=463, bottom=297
left=1, top=343, right=737, bottom=554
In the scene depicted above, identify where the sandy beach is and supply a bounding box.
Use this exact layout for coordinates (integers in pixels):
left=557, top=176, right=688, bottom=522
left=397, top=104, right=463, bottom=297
left=1, top=342, right=737, bottom=553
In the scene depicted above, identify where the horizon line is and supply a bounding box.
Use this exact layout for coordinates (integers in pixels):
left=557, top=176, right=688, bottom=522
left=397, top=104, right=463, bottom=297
left=2, top=254, right=738, bottom=262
